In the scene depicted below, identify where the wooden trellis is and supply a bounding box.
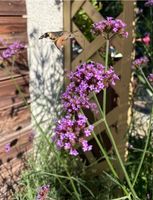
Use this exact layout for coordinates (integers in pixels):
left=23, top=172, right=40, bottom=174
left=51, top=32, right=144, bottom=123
left=64, top=0, right=134, bottom=175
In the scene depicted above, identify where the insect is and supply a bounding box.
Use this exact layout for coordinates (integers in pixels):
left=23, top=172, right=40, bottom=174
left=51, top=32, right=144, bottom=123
left=39, top=31, right=77, bottom=50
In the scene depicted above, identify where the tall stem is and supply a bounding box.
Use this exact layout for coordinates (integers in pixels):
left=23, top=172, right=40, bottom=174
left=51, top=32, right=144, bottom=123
left=104, top=118, right=139, bottom=199
left=80, top=109, right=118, bottom=179
left=103, top=39, right=110, bottom=116
left=132, top=106, right=153, bottom=187
left=93, top=92, right=138, bottom=199
left=139, top=68, right=153, bottom=93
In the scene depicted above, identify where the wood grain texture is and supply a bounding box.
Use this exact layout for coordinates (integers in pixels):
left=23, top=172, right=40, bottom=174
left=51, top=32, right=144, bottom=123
left=0, top=0, right=26, bottom=16
left=0, top=1, right=31, bottom=197
left=64, top=0, right=135, bottom=176
left=0, top=75, right=29, bottom=109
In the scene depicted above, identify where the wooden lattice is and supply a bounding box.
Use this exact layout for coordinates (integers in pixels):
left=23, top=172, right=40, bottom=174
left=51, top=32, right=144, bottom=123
left=64, top=0, right=134, bottom=175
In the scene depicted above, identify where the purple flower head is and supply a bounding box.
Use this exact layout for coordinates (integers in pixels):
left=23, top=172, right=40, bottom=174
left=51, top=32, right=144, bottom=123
left=70, top=148, right=79, bottom=156
left=92, top=17, right=128, bottom=38
left=62, top=61, right=119, bottom=113
left=80, top=139, right=92, bottom=152
left=5, top=143, right=11, bottom=153
left=54, top=114, right=93, bottom=156
left=1, top=41, right=24, bottom=59
left=132, top=56, right=149, bottom=69
left=145, top=0, right=153, bottom=6
left=148, top=73, right=153, bottom=84
left=36, top=185, right=50, bottom=200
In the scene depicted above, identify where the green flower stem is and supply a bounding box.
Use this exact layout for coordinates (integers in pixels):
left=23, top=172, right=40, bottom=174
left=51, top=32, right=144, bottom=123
left=66, top=170, right=81, bottom=200
left=105, top=38, right=110, bottom=71
left=93, top=118, right=104, bottom=127
left=79, top=110, right=118, bottom=179
left=103, top=39, right=110, bottom=116
left=92, top=93, right=138, bottom=199
left=132, top=106, right=153, bottom=187
left=80, top=109, right=130, bottom=196
left=104, top=118, right=138, bottom=199
left=139, top=68, right=153, bottom=93
left=112, top=194, right=131, bottom=200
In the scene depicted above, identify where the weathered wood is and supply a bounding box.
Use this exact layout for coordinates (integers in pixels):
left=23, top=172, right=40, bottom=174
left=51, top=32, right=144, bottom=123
left=0, top=32, right=27, bottom=46
left=82, top=0, right=103, bottom=22
left=0, top=17, right=26, bottom=33
left=0, top=107, right=30, bottom=135
left=0, top=75, right=29, bottom=109
left=72, top=35, right=105, bottom=69
left=64, top=0, right=71, bottom=74
left=72, top=22, right=89, bottom=48
left=0, top=2, right=31, bottom=196
left=64, top=0, right=135, bottom=175
left=71, top=0, right=85, bottom=18
left=0, top=0, right=26, bottom=16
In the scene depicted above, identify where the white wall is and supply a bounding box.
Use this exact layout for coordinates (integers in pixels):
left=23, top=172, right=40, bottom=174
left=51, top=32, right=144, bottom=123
left=26, top=0, right=63, bottom=133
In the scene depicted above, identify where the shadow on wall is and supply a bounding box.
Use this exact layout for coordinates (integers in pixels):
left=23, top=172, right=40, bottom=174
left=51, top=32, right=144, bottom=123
left=28, top=28, right=64, bottom=134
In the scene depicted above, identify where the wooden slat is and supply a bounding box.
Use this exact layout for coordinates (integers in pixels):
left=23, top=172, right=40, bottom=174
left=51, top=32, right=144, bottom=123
left=0, top=138, right=32, bottom=165
left=0, top=17, right=27, bottom=45
left=72, top=35, right=105, bottom=69
left=72, top=0, right=85, bottom=18
left=0, top=32, right=27, bottom=46
left=64, top=0, right=72, bottom=74
left=0, top=75, right=29, bottom=109
left=82, top=0, right=103, bottom=22
left=0, top=17, right=26, bottom=33
left=0, top=107, right=30, bottom=135
left=90, top=51, right=105, bottom=65
left=84, top=151, right=96, bottom=163
left=0, top=0, right=26, bottom=16
left=0, top=125, right=32, bottom=146
left=72, top=22, right=89, bottom=48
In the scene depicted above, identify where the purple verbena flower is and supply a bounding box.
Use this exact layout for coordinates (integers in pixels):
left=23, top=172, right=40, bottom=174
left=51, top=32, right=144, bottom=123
left=80, top=139, right=92, bottom=152
left=1, top=41, right=24, bottom=59
left=92, top=17, right=128, bottom=38
left=36, top=185, right=50, bottom=200
left=62, top=61, right=119, bottom=113
left=148, top=73, right=153, bottom=84
left=145, top=0, right=153, bottom=6
left=5, top=143, right=11, bottom=153
left=132, top=56, right=149, bottom=69
left=53, top=114, right=93, bottom=156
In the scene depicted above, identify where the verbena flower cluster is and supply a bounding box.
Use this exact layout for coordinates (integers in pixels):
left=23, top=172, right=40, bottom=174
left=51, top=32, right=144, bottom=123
left=53, top=114, right=93, bottom=156
left=145, top=0, right=153, bottom=6
left=148, top=74, right=153, bottom=84
left=92, top=17, right=128, bottom=38
left=0, top=40, right=24, bottom=59
left=53, top=61, right=119, bottom=156
left=62, top=62, right=119, bottom=113
left=36, top=185, right=50, bottom=200
left=132, top=56, right=149, bottom=69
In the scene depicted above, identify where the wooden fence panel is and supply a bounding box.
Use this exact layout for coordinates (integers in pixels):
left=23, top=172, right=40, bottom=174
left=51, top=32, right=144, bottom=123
left=0, top=0, right=31, bottom=198
left=64, top=0, right=134, bottom=176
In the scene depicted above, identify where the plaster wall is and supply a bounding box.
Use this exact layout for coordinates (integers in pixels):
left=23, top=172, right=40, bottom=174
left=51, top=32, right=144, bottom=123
left=26, top=0, right=63, bottom=133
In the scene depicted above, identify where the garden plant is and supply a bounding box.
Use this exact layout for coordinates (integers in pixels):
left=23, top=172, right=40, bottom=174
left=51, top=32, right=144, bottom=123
left=0, top=1, right=153, bottom=200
